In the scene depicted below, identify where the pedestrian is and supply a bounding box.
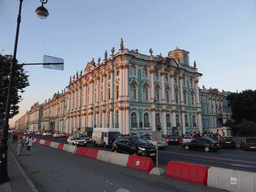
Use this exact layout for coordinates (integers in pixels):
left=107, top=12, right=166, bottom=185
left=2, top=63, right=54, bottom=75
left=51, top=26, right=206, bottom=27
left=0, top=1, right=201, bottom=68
left=16, top=137, right=24, bottom=156
left=26, top=136, right=33, bottom=156
left=12, top=134, right=18, bottom=144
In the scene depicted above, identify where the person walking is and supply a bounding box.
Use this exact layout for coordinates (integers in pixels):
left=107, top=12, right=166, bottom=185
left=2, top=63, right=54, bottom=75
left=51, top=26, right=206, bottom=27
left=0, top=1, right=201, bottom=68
left=16, top=137, right=24, bottom=156
left=26, top=136, right=33, bottom=156
left=12, top=134, right=18, bottom=144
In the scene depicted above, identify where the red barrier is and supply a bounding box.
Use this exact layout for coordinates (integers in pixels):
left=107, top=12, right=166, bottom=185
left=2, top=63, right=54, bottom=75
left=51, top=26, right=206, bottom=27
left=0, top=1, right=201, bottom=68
left=127, top=156, right=154, bottom=173
left=18, top=135, right=23, bottom=139
left=57, top=143, right=64, bottom=150
left=166, top=161, right=208, bottom=185
left=86, top=148, right=98, bottom=159
left=44, top=140, right=51, bottom=147
left=35, top=139, right=41, bottom=143
left=75, top=147, right=88, bottom=156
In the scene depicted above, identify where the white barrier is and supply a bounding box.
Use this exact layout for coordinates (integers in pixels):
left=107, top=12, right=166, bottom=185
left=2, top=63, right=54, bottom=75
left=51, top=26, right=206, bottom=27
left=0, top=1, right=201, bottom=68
left=62, top=144, right=77, bottom=154
left=50, top=141, right=59, bottom=149
left=39, top=139, right=46, bottom=145
left=208, top=166, right=256, bottom=192
left=97, top=150, right=112, bottom=163
left=109, top=152, right=129, bottom=167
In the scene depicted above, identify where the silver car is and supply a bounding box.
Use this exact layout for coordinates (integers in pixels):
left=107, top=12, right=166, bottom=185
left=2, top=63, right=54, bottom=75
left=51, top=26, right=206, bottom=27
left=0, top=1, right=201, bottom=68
left=182, top=136, right=194, bottom=146
left=67, top=136, right=87, bottom=146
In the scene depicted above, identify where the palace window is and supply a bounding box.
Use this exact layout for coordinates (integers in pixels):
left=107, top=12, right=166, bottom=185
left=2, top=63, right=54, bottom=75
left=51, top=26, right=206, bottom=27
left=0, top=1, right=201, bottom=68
left=131, top=112, right=138, bottom=128
left=185, top=114, right=189, bottom=127
left=155, top=113, right=160, bottom=127
left=144, top=113, right=150, bottom=127
left=142, top=68, right=148, bottom=78
left=192, top=115, right=197, bottom=127
left=115, top=110, right=119, bottom=128
left=164, top=74, right=168, bottom=82
left=154, top=88, right=160, bottom=102
left=154, top=71, right=159, bottom=80
left=191, top=93, right=195, bottom=105
left=165, top=89, right=170, bottom=103
left=183, top=92, right=187, bottom=105
left=175, top=90, right=179, bottom=103
left=143, top=86, right=148, bottom=101
left=107, top=88, right=111, bottom=101
left=176, top=114, right=180, bottom=127
left=107, top=111, right=110, bottom=127
left=130, top=84, right=136, bottom=100
left=166, top=114, right=171, bottom=127
left=130, top=66, right=136, bottom=76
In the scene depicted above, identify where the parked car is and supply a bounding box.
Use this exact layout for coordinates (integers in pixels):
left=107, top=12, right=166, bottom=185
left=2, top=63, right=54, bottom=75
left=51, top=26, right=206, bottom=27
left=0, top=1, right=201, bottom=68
left=140, top=135, right=168, bottom=149
left=112, top=136, right=156, bottom=158
left=42, top=131, right=53, bottom=136
left=183, top=136, right=221, bottom=152
left=218, top=136, right=236, bottom=149
left=166, top=135, right=179, bottom=145
left=80, top=135, right=92, bottom=143
left=52, top=132, right=62, bottom=138
left=240, top=138, right=256, bottom=150
left=67, top=136, right=87, bottom=146
left=61, top=132, right=68, bottom=137
left=35, top=131, right=42, bottom=135
left=182, top=136, right=194, bottom=146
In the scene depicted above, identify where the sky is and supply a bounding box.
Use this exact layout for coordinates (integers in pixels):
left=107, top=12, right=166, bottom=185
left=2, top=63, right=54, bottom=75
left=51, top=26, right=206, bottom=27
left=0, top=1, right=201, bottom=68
left=1, top=0, right=256, bottom=127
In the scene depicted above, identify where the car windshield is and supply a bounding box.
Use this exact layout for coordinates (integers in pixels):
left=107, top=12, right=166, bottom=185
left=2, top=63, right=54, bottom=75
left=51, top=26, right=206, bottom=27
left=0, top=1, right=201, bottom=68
left=201, top=137, right=216, bottom=143
left=184, top=136, right=192, bottom=139
left=246, top=138, right=256, bottom=143
left=109, top=132, right=121, bottom=137
left=130, top=137, right=149, bottom=145
left=222, top=137, right=233, bottom=141
left=141, top=136, right=152, bottom=140
left=168, top=135, right=178, bottom=138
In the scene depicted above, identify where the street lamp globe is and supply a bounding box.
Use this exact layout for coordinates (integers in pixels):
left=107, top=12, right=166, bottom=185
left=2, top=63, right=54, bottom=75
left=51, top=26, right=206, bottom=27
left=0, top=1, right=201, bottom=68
left=35, top=5, right=49, bottom=19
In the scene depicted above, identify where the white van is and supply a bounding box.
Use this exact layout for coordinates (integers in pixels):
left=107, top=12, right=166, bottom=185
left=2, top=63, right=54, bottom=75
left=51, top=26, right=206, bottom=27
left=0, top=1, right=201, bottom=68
left=92, top=128, right=121, bottom=148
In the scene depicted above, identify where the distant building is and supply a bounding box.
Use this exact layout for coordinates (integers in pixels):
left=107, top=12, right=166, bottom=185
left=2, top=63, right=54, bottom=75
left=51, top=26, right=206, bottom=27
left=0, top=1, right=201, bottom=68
left=15, top=40, right=231, bottom=135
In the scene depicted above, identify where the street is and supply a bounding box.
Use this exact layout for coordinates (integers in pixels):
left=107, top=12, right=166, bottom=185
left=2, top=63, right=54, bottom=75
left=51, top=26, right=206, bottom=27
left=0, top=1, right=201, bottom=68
left=8, top=139, right=227, bottom=192
left=22, top=134, right=256, bottom=173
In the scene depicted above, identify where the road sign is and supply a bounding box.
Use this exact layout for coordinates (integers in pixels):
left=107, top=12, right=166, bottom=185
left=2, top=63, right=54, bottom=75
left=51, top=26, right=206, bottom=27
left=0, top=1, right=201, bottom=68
left=43, top=55, right=64, bottom=70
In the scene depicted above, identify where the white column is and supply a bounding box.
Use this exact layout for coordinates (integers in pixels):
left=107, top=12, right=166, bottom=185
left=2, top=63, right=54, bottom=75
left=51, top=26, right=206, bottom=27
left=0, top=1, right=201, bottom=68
left=170, top=71, right=175, bottom=104
left=160, top=69, right=165, bottom=103
left=150, top=67, right=155, bottom=102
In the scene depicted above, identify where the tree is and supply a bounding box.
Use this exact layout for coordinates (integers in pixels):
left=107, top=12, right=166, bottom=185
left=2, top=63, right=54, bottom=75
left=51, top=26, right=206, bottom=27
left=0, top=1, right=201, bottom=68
left=0, top=54, right=29, bottom=120
left=227, top=90, right=256, bottom=123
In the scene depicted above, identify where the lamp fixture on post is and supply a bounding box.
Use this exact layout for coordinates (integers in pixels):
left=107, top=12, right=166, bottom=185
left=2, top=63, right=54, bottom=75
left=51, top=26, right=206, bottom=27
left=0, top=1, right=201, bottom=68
left=35, top=0, right=49, bottom=19
left=0, top=0, right=49, bottom=184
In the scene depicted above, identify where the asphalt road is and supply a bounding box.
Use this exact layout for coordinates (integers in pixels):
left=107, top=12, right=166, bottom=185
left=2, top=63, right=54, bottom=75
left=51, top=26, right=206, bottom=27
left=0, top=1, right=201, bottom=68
left=9, top=138, right=226, bottom=192
left=18, top=133, right=256, bottom=173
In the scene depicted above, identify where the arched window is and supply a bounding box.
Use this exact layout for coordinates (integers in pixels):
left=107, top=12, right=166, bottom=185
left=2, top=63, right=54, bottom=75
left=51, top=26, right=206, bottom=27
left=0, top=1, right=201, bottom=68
left=154, top=88, right=160, bottom=102
left=154, top=71, right=159, bottom=80
left=99, top=113, right=102, bottom=127
left=116, top=85, right=119, bottom=100
left=131, top=112, right=137, bottom=127
left=191, top=93, right=195, bottom=105
left=183, top=92, right=187, bottom=105
left=116, top=69, right=120, bottom=76
left=100, top=91, right=103, bottom=102
left=130, top=66, right=136, bottom=75
left=185, top=114, right=189, bottom=127
left=176, top=114, right=180, bottom=127
left=190, top=78, right=193, bottom=87
left=107, top=111, right=110, bottom=127
left=142, top=68, right=148, bottom=77
left=164, top=74, right=168, bottom=82
left=166, top=114, right=171, bottom=127
left=183, top=76, right=186, bottom=85
left=143, top=86, right=148, bottom=101
left=107, top=88, right=111, bottom=101
left=192, top=115, right=197, bottom=127
left=175, top=90, right=179, bottom=103
left=144, top=113, right=150, bottom=127
left=130, top=84, right=136, bottom=100
left=174, top=75, right=177, bottom=84
left=115, top=110, right=119, bottom=128
left=165, top=89, right=169, bottom=103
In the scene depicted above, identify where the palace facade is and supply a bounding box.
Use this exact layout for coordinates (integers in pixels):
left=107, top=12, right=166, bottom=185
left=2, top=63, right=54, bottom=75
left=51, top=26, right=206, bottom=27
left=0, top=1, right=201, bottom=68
left=15, top=40, right=231, bottom=136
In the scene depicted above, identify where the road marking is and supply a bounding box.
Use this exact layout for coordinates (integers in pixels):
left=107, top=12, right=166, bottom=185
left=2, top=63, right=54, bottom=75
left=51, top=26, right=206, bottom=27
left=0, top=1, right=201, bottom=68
left=162, top=151, right=256, bottom=165
left=230, top=164, right=254, bottom=168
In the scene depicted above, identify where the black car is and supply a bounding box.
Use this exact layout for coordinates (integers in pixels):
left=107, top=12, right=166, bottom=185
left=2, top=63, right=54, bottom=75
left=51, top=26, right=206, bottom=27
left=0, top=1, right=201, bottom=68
left=183, top=136, right=221, bottom=152
left=112, top=136, right=156, bottom=158
left=240, top=138, right=256, bottom=150
left=166, top=135, right=179, bottom=145
left=218, top=136, right=236, bottom=149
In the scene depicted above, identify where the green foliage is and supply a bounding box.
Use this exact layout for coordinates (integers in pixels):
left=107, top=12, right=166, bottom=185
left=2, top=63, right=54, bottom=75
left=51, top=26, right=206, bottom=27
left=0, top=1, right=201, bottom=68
left=227, top=90, right=256, bottom=123
left=0, top=54, right=29, bottom=119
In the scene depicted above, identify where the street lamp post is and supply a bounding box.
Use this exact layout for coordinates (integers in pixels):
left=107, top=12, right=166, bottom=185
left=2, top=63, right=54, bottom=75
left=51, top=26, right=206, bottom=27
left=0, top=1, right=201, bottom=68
left=0, top=0, right=49, bottom=183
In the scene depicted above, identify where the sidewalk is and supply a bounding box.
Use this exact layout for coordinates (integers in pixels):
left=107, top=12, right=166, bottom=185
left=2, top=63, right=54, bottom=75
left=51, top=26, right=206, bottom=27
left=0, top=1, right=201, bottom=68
left=0, top=142, right=38, bottom=192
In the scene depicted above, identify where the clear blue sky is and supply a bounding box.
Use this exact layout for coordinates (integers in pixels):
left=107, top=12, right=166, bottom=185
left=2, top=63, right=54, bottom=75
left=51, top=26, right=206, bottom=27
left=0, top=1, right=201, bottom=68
left=1, top=0, right=256, bottom=127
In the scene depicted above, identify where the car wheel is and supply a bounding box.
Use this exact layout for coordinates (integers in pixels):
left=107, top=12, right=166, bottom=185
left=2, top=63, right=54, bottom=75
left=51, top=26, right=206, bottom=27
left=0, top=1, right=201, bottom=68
left=112, top=148, right=118, bottom=153
left=204, top=147, right=210, bottom=152
left=185, top=145, right=189, bottom=150
left=212, top=149, right=217, bottom=152
left=103, top=142, right=107, bottom=148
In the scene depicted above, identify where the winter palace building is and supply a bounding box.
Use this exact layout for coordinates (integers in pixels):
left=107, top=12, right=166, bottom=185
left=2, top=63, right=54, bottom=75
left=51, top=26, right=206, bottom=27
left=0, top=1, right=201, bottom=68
left=15, top=40, right=231, bottom=136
